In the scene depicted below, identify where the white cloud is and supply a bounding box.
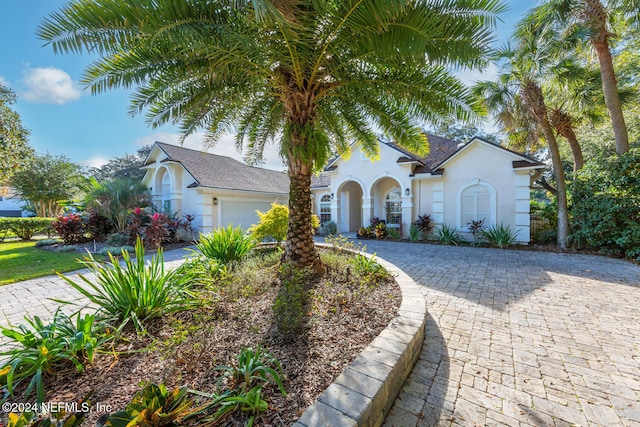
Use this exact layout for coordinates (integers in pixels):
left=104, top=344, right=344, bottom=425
left=134, top=131, right=286, bottom=171
left=0, top=76, right=9, bottom=88
left=81, top=156, right=110, bottom=169
left=453, top=62, right=500, bottom=88
left=22, top=67, right=82, bottom=104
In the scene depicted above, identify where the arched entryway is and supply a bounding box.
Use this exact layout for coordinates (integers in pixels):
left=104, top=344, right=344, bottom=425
left=370, top=177, right=403, bottom=230
left=337, top=180, right=363, bottom=233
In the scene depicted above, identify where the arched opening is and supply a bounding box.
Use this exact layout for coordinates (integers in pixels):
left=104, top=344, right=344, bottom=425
left=338, top=181, right=363, bottom=233
left=385, top=187, right=402, bottom=228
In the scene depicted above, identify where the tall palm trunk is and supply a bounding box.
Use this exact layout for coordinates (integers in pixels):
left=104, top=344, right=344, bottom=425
left=586, top=0, right=629, bottom=154
left=285, top=142, right=322, bottom=271
left=523, top=81, right=569, bottom=249
left=550, top=108, right=584, bottom=172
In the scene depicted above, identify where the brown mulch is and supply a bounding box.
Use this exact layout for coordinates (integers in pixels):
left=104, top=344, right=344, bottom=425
left=2, top=249, right=401, bottom=426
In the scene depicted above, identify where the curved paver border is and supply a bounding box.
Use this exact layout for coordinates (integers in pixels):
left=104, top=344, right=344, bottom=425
left=294, top=249, right=427, bottom=427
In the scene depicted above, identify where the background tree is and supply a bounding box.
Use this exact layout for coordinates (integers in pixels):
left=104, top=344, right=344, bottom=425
left=529, top=0, right=640, bottom=154
left=428, top=120, right=502, bottom=145
left=0, top=85, right=33, bottom=186
left=89, top=145, right=152, bottom=182
left=39, top=0, right=505, bottom=269
left=11, top=153, right=85, bottom=217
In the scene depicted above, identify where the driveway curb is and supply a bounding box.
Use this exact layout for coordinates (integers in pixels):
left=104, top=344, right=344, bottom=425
left=293, top=252, right=426, bottom=427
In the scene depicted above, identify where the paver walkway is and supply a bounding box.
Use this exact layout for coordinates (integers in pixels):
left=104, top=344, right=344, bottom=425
left=2, top=242, right=639, bottom=426
left=354, top=240, right=640, bottom=427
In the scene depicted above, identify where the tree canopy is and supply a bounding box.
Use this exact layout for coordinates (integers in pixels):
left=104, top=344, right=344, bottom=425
left=0, top=85, right=33, bottom=186
left=11, top=153, right=85, bottom=217
left=89, top=145, right=152, bottom=182
left=39, top=0, right=506, bottom=268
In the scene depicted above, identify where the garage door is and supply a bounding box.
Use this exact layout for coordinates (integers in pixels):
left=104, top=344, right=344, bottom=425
left=220, top=200, right=275, bottom=230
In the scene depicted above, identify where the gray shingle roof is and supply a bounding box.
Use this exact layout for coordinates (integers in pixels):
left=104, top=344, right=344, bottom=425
left=154, top=142, right=289, bottom=194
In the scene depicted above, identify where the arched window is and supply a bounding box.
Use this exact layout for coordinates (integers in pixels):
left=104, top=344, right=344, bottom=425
left=385, top=188, right=402, bottom=227
left=320, top=194, right=331, bottom=223
left=161, top=172, right=171, bottom=214
left=460, top=184, right=492, bottom=227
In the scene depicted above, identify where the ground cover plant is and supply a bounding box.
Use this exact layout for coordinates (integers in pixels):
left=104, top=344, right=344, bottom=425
left=0, top=238, right=400, bottom=426
left=0, top=241, right=93, bottom=286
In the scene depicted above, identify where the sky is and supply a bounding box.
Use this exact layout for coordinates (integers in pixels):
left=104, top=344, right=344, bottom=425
left=1, top=1, right=534, bottom=172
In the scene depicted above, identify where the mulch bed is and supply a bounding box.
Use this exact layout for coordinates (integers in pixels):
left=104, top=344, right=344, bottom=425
left=2, top=249, right=401, bottom=426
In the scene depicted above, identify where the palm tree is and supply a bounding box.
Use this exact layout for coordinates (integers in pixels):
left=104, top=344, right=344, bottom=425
left=477, top=27, right=571, bottom=248
left=529, top=0, right=640, bottom=154
left=38, top=0, right=505, bottom=269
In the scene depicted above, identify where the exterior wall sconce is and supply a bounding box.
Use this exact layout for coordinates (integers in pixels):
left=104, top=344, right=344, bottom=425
left=405, top=188, right=410, bottom=196
left=213, top=197, right=218, bottom=205
left=331, top=193, right=334, bottom=199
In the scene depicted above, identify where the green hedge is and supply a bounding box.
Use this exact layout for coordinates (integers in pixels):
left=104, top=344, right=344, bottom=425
left=0, top=217, right=55, bottom=241
left=571, top=149, right=640, bottom=259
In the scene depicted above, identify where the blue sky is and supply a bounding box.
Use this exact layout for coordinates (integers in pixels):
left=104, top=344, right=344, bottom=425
left=2, top=1, right=533, bottom=171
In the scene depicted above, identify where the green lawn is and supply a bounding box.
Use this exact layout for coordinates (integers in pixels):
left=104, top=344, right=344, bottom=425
left=0, top=241, right=92, bottom=286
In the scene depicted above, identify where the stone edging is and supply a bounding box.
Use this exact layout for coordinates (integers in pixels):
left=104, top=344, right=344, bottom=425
left=293, top=249, right=427, bottom=427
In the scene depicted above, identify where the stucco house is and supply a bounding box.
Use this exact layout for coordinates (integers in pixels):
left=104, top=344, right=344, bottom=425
left=142, top=135, right=544, bottom=242
left=141, top=142, right=289, bottom=232
left=310, top=135, right=545, bottom=242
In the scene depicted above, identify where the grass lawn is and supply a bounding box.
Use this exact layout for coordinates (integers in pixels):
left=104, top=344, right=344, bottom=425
left=0, top=240, right=91, bottom=286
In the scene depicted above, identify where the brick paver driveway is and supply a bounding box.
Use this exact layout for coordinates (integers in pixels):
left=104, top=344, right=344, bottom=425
left=358, top=240, right=640, bottom=427
left=2, top=241, right=639, bottom=426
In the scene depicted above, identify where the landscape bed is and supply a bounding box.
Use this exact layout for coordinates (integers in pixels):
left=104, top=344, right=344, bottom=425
left=1, top=246, right=401, bottom=426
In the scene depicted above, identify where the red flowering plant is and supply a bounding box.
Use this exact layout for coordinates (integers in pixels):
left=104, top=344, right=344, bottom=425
left=126, top=207, right=150, bottom=241
left=52, top=213, right=87, bottom=244
left=144, top=212, right=171, bottom=248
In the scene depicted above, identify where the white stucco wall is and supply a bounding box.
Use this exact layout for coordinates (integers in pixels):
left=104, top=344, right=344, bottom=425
left=414, top=140, right=533, bottom=242
left=312, top=139, right=540, bottom=242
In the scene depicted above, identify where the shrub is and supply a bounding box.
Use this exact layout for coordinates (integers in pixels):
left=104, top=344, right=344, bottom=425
left=105, top=232, right=131, bottom=246
left=467, top=218, right=485, bottom=246
left=249, top=203, right=289, bottom=245
left=351, top=253, right=390, bottom=287
left=84, top=177, right=151, bottom=233
left=320, top=220, right=337, bottom=236
left=99, top=383, right=193, bottom=427
left=196, top=225, right=255, bottom=265
left=143, top=212, right=171, bottom=248
left=98, top=245, right=135, bottom=256
left=0, top=217, right=54, bottom=241
left=571, top=149, right=640, bottom=258
left=51, top=213, right=86, bottom=244
left=408, top=224, right=423, bottom=242
left=217, top=346, right=286, bottom=395
left=369, top=216, right=381, bottom=227
left=436, top=224, right=462, bottom=245
left=57, top=237, right=199, bottom=333
left=481, top=224, right=520, bottom=248
left=85, top=210, right=113, bottom=241
left=374, top=222, right=386, bottom=239
left=386, top=226, right=402, bottom=240
left=34, top=238, right=63, bottom=247
left=0, top=310, right=106, bottom=405
left=413, top=214, right=433, bottom=234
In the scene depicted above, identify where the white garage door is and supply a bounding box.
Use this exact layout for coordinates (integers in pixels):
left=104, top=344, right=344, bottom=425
left=220, top=200, right=275, bottom=231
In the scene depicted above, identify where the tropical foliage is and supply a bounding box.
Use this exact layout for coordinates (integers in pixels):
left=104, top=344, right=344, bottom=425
left=39, top=0, right=506, bottom=269
left=57, top=238, right=198, bottom=333
left=0, top=310, right=106, bottom=405
left=195, top=225, right=255, bottom=266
